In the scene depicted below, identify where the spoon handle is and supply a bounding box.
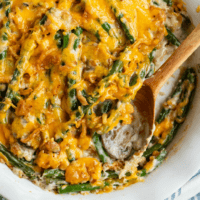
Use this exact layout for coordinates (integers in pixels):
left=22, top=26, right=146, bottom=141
left=145, top=23, right=200, bottom=96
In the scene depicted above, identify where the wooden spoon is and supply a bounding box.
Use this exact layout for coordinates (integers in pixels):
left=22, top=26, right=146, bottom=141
left=134, top=23, right=200, bottom=133
left=102, top=24, right=200, bottom=161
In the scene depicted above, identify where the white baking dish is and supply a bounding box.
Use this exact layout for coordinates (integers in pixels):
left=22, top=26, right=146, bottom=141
left=0, top=0, right=199, bottom=199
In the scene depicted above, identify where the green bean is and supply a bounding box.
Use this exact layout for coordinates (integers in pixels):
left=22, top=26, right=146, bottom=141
left=101, top=100, right=113, bottom=114
left=73, top=27, right=83, bottom=37
left=137, top=169, right=147, bottom=177
left=58, top=182, right=109, bottom=194
left=117, top=14, right=135, bottom=43
left=19, top=157, right=35, bottom=165
left=107, top=60, right=123, bottom=76
left=72, top=27, right=82, bottom=50
left=155, top=149, right=167, bottom=164
left=11, top=68, right=20, bottom=82
left=129, top=67, right=147, bottom=86
left=54, top=30, right=63, bottom=48
left=93, top=132, right=111, bottom=163
left=36, top=117, right=42, bottom=124
left=184, top=68, right=196, bottom=83
left=55, top=30, right=70, bottom=49
left=146, top=65, right=155, bottom=78
left=62, top=34, right=69, bottom=49
left=156, top=108, right=170, bottom=124
left=0, top=103, right=5, bottom=110
left=55, top=129, right=70, bottom=143
left=58, top=183, right=100, bottom=193
left=105, top=1, right=135, bottom=43
left=139, top=149, right=167, bottom=177
left=101, top=22, right=111, bottom=34
left=55, top=138, right=63, bottom=143
left=171, top=69, right=193, bottom=98
left=5, top=21, right=9, bottom=28
left=0, top=0, right=10, bottom=8
left=40, top=14, right=47, bottom=25
left=0, top=143, right=36, bottom=179
left=66, top=148, right=75, bottom=162
left=0, top=0, right=11, bottom=18
left=113, top=11, right=135, bottom=43
left=5, top=6, right=10, bottom=17
left=163, top=0, right=172, bottom=6
left=129, top=74, right=138, bottom=86
left=165, top=26, right=180, bottom=46
left=124, top=171, right=131, bottom=177
left=174, top=69, right=196, bottom=119
left=68, top=78, right=76, bottom=86
left=143, top=143, right=162, bottom=158
left=68, top=88, right=79, bottom=111
left=102, top=170, right=119, bottom=179
left=149, top=48, right=156, bottom=63
left=0, top=50, right=7, bottom=60
left=88, top=95, right=99, bottom=104
left=73, top=38, right=80, bottom=50
left=43, top=169, right=65, bottom=179
left=43, top=169, right=67, bottom=185
left=2, top=32, right=8, bottom=41
left=80, top=89, right=89, bottom=101
left=153, top=1, right=159, bottom=6
left=140, top=70, right=146, bottom=79
left=146, top=48, right=156, bottom=78
left=7, top=89, right=20, bottom=106
left=95, top=31, right=100, bottom=41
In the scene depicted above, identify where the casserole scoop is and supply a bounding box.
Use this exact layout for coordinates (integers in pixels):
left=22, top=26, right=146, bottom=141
left=102, top=23, right=200, bottom=160
left=135, top=23, right=200, bottom=136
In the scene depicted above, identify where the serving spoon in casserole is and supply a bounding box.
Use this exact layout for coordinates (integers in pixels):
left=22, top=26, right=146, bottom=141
left=135, top=23, right=200, bottom=136
left=102, top=23, right=200, bottom=160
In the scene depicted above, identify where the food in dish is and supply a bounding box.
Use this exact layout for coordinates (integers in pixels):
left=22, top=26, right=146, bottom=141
left=0, top=0, right=196, bottom=194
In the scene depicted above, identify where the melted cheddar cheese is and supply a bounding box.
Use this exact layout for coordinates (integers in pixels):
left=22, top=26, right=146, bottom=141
left=65, top=157, right=102, bottom=184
